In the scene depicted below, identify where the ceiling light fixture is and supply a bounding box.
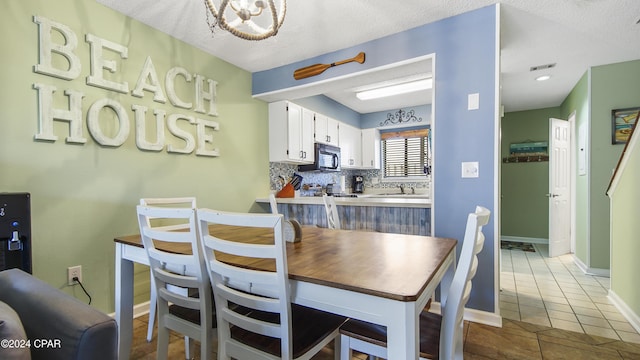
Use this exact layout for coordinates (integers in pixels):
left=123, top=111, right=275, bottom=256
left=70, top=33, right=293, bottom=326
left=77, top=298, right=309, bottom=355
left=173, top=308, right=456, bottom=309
left=535, top=75, right=551, bottom=81
left=204, top=0, right=286, bottom=41
left=356, top=78, right=433, bottom=100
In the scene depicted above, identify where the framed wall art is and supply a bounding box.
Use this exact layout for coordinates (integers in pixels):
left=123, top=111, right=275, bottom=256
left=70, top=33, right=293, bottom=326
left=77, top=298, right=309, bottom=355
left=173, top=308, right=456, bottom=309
left=612, top=107, right=640, bottom=144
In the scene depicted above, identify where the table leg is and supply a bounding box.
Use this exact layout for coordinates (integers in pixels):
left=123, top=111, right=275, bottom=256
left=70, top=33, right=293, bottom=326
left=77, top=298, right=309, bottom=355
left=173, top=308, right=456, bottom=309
left=386, top=301, right=419, bottom=359
left=115, top=243, right=134, bottom=360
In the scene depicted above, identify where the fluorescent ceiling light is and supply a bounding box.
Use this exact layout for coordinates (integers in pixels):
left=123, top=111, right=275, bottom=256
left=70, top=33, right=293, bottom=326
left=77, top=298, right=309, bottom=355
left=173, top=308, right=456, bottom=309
left=356, top=78, right=432, bottom=100
left=535, top=75, right=551, bottom=81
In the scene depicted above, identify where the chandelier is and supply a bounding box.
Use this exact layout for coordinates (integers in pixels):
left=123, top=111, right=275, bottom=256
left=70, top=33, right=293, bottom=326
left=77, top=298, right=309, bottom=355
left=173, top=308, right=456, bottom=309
left=204, top=0, right=286, bottom=41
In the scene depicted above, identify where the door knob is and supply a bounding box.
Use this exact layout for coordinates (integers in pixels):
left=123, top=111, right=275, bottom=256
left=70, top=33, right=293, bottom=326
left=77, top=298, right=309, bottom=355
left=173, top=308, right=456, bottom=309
left=546, top=193, right=559, bottom=198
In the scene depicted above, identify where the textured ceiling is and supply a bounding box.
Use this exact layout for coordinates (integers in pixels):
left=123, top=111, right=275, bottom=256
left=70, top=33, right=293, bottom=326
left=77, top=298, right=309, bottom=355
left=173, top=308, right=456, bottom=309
left=97, top=0, right=640, bottom=113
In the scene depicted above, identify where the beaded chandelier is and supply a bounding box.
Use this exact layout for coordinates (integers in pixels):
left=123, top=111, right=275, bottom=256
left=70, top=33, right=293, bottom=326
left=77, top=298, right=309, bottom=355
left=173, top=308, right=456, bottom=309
left=204, top=0, right=286, bottom=41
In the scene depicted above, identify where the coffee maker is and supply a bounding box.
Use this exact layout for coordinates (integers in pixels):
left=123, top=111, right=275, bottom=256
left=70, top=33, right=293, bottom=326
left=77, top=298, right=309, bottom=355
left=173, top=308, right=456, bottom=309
left=352, top=175, right=364, bottom=194
left=0, top=193, right=32, bottom=273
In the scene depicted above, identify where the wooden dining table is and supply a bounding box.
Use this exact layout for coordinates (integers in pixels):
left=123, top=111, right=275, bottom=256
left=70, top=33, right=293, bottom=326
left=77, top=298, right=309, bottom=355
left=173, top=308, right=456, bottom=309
left=114, top=225, right=457, bottom=359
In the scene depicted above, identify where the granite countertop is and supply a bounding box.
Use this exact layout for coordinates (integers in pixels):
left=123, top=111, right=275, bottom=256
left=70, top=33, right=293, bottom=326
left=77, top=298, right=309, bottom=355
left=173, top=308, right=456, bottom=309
left=256, top=193, right=431, bottom=208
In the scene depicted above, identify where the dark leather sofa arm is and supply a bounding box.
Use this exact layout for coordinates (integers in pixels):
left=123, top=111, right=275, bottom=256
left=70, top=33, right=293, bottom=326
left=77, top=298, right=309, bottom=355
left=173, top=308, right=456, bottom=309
left=0, top=269, right=117, bottom=360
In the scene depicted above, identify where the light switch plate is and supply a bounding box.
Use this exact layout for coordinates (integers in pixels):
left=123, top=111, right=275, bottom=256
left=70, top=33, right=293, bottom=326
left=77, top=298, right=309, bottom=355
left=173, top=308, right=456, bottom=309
left=462, top=161, right=479, bottom=178
left=468, top=93, right=479, bottom=110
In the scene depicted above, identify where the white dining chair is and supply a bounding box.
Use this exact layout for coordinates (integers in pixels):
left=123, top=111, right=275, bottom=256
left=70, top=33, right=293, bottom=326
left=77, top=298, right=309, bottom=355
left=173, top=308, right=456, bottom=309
left=139, top=198, right=196, bottom=342
left=138, top=197, right=200, bottom=359
left=322, top=193, right=341, bottom=229
left=269, top=193, right=279, bottom=214
left=338, top=206, right=491, bottom=360
left=196, top=208, right=347, bottom=360
left=137, top=205, right=214, bottom=360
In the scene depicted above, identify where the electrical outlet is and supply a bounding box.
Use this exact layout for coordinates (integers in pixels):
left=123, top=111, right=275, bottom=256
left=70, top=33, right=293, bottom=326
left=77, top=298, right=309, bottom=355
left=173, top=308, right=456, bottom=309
left=67, top=265, right=82, bottom=286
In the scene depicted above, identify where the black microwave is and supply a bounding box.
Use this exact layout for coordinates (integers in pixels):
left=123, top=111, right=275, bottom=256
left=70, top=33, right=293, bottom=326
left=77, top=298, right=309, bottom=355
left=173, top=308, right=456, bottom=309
left=298, top=143, right=341, bottom=172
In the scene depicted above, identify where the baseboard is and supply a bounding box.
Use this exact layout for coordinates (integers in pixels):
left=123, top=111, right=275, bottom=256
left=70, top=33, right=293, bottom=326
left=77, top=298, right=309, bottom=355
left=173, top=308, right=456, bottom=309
left=465, top=307, right=503, bottom=327
left=108, top=300, right=151, bottom=319
left=133, top=300, right=152, bottom=318
left=572, top=254, right=611, bottom=277
left=501, top=236, right=548, bottom=245
left=608, top=290, right=640, bottom=333
left=586, top=268, right=610, bottom=277
left=573, top=255, right=588, bottom=273
left=430, top=302, right=502, bottom=328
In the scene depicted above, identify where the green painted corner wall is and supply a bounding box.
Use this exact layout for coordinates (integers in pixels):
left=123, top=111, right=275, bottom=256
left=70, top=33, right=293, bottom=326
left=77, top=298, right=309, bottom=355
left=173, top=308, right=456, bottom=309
left=588, top=60, right=640, bottom=269
left=609, top=131, right=640, bottom=317
left=560, top=72, right=589, bottom=264
left=501, top=107, right=561, bottom=239
left=0, top=0, right=270, bottom=313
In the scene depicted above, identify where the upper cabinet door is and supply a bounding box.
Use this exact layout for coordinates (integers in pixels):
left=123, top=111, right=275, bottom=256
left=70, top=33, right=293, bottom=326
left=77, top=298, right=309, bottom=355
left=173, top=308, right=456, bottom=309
left=315, top=113, right=339, bottom=146
left=326, top=117, right=340, bottom=147
left=268, top=101, right=314, bottom=164
left=339, top=122, right=362, bottom=168
left=361, top=128, right=381, bottom=169
left=300, top=107, right=315, bottom=163
left=286, top=103, right=303, bottom=161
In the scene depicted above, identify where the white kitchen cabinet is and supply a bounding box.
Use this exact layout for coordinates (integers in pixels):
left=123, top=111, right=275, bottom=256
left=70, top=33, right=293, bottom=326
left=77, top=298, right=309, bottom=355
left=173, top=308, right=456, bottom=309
left=361, top=128, right=381, bottom=169
left=268, top=101, right=315, bottom=164
left=314, top=113, right=340, bottom=146
left=339, top=122, right=362, bottom=168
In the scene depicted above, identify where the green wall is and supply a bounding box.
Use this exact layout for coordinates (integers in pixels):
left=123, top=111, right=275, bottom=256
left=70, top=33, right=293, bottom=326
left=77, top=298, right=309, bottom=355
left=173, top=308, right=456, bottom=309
left=609, top=130, right=640, bottom=318
left=587, top=60, right=640, bottom=269
left=501, top=107, right=561, bottom=240
left=0, top=0, right=269, bottom=312
left=560, top=60, right=640, bottom=270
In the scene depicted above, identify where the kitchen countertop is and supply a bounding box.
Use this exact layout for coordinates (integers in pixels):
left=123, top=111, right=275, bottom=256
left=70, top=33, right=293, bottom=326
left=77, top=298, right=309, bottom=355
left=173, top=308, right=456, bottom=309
left=256, top=194, right=431, bottom=208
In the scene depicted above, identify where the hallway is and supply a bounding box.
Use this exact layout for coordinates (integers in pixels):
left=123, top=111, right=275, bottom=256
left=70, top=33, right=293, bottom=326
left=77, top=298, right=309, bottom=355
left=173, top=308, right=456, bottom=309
left=500, top=244, right=640, bottom=343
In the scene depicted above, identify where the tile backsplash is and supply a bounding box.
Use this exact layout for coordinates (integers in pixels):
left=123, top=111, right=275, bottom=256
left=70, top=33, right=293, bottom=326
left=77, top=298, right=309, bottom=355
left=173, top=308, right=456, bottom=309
left=270, top=162, right=430, bottom=194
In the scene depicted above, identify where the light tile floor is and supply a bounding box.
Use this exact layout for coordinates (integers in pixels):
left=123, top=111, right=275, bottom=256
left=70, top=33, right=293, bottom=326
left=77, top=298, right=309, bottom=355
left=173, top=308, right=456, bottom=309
left=500, top=243, right=640, bottom=344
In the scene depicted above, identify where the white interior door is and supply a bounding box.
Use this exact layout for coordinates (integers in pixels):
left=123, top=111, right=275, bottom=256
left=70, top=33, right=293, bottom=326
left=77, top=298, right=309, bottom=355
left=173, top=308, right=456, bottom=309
left=549, top=118, right=571, bottom=257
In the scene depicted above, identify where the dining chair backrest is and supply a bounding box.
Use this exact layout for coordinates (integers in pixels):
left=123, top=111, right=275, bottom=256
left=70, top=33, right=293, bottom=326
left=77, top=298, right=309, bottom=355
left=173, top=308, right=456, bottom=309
left=140, top=197, right=197, bottom=207
left=136, top=205, right=213, bottom=360
left=138, top=197, right=197, bottom=346
left=269, top=193, right=279, bottom=215
left=322, top=194, right=341, bottom=229
left=140, top=197, right=197, bottom=227
left=196, top=209, right=294, bottom=359
left=441, top=205, right=490, bottom=359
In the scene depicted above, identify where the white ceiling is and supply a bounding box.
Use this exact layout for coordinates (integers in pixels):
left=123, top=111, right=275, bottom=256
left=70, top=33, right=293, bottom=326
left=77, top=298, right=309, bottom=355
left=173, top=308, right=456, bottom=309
left=96, top=0, right=640, bottom=113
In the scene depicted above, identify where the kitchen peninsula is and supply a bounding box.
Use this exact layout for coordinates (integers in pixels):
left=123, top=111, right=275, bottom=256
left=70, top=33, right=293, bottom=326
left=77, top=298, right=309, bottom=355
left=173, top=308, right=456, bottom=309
left=256, top=195, right=432, bottom=235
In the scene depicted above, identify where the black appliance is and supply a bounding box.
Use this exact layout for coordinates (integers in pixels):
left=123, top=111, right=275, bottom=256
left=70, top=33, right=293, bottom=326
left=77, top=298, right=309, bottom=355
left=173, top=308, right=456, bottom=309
left=325, top=183, right=341, bottom=195
left=353, top=175, right=364, bottom=193
left=298, top=143, right=341, bottom=172
left=0, top=193, right=32, bottom=273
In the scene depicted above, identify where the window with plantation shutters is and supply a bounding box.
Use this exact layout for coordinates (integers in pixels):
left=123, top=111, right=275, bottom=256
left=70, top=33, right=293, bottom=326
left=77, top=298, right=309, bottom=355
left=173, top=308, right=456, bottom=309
left=381, top=128, right=431, bottom=179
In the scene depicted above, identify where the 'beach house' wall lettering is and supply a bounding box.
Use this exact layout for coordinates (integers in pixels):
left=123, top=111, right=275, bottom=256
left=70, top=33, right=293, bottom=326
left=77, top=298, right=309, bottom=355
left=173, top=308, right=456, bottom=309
left=32, top=15, right=220, bottom=157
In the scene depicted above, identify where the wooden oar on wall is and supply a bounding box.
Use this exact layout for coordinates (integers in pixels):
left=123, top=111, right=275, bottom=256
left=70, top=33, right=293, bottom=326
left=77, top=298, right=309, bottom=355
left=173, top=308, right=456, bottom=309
left=293, top=52, right=365, bottom=80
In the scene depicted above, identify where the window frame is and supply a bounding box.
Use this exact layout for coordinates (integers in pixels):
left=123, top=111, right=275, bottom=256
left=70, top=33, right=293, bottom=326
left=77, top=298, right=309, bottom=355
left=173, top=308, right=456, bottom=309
left=380, top=127, right=431, bottom=183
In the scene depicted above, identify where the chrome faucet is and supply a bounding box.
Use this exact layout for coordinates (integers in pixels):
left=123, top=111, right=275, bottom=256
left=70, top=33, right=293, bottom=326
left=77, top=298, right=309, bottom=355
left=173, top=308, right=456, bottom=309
left=399, top=184, right=406, bottom=194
